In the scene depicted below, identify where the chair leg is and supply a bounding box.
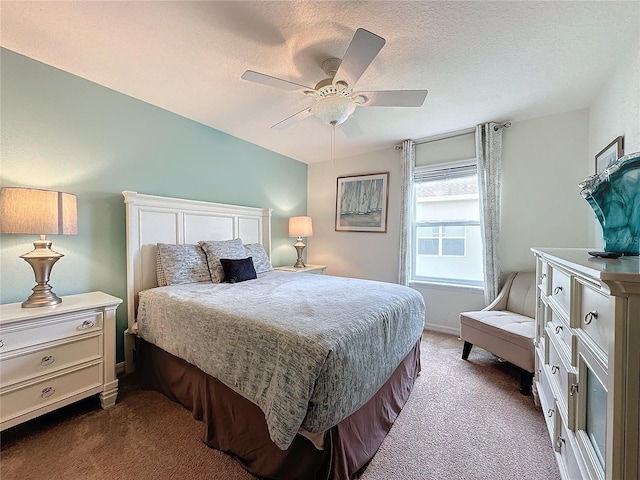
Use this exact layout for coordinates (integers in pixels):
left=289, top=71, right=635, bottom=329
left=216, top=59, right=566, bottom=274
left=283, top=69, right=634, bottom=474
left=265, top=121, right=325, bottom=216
left=519, top=369, right=534, bottom=396
left=462, top=341, right=473, bottom=360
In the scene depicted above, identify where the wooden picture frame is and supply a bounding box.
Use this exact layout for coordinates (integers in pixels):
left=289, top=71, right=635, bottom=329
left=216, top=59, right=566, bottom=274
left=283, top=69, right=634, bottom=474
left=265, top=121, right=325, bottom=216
left=595, top=136, right=624, bottom=174
left=335, top=172, right=389, bottom=232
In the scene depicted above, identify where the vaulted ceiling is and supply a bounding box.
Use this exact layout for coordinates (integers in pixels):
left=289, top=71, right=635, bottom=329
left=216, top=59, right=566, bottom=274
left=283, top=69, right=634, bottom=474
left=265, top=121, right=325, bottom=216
left=1, top=1, right=638, bottom=164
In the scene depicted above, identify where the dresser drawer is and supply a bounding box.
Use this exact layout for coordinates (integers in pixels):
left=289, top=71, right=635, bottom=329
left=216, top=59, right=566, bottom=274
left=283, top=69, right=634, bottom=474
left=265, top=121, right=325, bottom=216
left=546, top=333, right=575, bottom=423
left=0, top=334, right=102, bottom=387
left=539, top=260, right=550, bottom=294
left=556, top=419, right=584, bottom=480
left=536, top=357, right=556, bottom=443
left=548, top=310, right=574, bottom=363
left=577, top=281, right=613, bottom=356
left=549, top=266, right=572, bottom=318
left=0, top=362, right=103, bottom=425
left=0, top=311, right=102, bottom=354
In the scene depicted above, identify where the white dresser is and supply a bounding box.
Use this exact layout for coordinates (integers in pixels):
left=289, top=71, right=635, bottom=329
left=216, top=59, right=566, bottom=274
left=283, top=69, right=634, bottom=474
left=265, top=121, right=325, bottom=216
left=0, top=291, right=122, bottom=430
left=531, top=248, right=640, bottom=480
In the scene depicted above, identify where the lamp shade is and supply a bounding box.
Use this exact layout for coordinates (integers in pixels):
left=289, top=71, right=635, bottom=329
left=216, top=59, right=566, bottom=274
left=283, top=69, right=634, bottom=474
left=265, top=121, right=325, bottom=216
left=288, top=216, right=313, bottom=237
left=0, top=187, right=77, bottom=235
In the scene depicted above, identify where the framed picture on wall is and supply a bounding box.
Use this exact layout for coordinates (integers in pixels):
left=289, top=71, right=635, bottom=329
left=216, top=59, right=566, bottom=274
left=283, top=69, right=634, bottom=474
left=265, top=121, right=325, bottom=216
left=595, top=136, right=624, bottom=174
left=335, top=172, right=389, bottom=232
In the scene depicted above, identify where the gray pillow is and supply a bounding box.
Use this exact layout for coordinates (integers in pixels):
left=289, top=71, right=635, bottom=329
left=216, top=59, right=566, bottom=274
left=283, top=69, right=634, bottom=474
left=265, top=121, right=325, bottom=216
left=199, top=238, right=247, bottom=283
left=244, top=243, right=273, bottom=274
left=156, top=243, right=212, bottom=286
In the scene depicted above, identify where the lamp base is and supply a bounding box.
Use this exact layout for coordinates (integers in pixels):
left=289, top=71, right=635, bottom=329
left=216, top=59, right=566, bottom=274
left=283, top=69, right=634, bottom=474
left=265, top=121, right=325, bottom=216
left=20, top=237, right=63, bottom=308
left=22, top=284, right=62, bottom=308
left=293, top=239, right=306, bottom=268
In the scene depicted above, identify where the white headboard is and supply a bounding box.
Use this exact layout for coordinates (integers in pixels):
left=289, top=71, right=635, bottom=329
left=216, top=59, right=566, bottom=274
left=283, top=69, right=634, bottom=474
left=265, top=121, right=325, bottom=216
left=122, top=190, right=272, bottom=340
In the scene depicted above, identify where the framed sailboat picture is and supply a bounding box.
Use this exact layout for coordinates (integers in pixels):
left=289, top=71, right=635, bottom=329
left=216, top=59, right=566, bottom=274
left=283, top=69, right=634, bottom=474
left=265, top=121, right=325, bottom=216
left=335, top=172, right=389, bottom=232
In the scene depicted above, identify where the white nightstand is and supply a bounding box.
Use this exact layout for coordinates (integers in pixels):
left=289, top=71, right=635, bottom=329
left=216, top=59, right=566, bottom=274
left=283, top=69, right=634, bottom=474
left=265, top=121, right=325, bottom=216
left=0, top=291, right=122, bottom=430
left=274, top=264, right=327, bottom=274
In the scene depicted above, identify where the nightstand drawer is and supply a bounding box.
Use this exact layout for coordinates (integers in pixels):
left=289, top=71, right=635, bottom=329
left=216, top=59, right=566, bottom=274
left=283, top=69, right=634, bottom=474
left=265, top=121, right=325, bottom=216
left=0, top=334, right=102, bottom=387
left=577, top=281, right=613, bottom=355
left=0, top=311, right=102, bottom=354
left=0, top=362, right=103, bottom=425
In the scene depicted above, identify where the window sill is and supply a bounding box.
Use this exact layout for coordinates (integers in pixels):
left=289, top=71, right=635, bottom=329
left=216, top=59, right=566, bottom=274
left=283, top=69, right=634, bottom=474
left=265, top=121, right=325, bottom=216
left=409, top=281, right=484, bottom=294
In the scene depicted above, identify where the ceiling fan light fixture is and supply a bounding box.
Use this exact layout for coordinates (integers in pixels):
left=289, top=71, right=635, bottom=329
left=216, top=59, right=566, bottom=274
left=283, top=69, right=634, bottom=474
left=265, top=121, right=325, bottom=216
left=311, top=95, right=356, bottom=126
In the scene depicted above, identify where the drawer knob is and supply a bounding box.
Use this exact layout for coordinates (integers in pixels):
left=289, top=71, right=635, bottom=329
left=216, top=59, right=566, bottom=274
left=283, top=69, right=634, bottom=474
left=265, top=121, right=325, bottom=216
left=570, top=383, right=579, bottom=396
left=551, top=365, right=560, bottom=374
left=555, top=436, right=565, bottom=451
left=547, top=408, right=554, bottom=418
left=40, top=355, right=55, bottom=366
left=41, top=386, right=56, bottom=399
left=553, top=286, right=563, bottom=295
left=555, top=325, right=563, bottom=334
left=0, top=339, right=3, bottom=348
left=78, top=320, right=95, bottom=330
left=584, top=310, right=598, bottom=325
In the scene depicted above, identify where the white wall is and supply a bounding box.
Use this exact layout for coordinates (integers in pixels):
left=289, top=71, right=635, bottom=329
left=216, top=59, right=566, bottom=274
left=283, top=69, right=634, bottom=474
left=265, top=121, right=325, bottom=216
left=308, top=108, right=591, bottom=334
left=307, top=147, right=401, bottom=283
left=587, top=35, right=640, bottom=247
left=500, top=108, right=591, bottom=274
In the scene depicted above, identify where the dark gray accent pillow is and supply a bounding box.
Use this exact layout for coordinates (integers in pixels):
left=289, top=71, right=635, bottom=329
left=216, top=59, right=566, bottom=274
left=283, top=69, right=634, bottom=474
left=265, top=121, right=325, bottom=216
left=220, top=257, right=257, bottom=283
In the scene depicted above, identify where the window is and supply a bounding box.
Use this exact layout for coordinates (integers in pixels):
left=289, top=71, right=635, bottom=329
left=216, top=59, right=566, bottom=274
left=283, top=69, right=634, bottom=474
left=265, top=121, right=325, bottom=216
left=412, top=160, right=483, bottom=287
left=418, top=225, right=466, bottom=256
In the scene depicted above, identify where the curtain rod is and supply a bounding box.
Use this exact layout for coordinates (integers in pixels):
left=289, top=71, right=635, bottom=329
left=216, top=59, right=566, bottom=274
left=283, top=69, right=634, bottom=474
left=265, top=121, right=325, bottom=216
left=395, top=121, right=511, bottom=150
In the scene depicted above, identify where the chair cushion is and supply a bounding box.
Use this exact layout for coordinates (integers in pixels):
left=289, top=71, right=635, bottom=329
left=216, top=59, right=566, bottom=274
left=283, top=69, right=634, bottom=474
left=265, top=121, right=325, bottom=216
left=460, top=310, right=535, bottom=371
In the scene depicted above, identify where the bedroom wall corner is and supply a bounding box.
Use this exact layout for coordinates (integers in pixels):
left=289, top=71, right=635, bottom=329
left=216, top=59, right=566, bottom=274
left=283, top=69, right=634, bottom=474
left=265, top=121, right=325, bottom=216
left=0, top=49, right=308, bottom=363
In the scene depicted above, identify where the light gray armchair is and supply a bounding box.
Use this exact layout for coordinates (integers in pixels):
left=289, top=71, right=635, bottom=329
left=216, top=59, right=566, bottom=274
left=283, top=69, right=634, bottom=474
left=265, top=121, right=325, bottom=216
left=459, top=271, right=536, bottom=395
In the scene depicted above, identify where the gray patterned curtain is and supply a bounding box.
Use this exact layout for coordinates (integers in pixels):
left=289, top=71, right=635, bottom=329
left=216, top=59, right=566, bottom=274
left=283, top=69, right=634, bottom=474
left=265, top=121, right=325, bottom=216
left=476, top=123, right=502, bottom=303
left=398, top=139, right=415, bottom=285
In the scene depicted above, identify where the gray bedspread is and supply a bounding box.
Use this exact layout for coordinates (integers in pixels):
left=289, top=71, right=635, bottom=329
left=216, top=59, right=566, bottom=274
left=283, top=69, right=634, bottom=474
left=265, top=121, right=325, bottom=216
left=136, top=271, right=425, bottom=450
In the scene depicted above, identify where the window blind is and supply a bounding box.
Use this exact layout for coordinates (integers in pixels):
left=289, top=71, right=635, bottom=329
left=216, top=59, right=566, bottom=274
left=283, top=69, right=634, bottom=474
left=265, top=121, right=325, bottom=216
left=414, top=160, right=477, bottom=183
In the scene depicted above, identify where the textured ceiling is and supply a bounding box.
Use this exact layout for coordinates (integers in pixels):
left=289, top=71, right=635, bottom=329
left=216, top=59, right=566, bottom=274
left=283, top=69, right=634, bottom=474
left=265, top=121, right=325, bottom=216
left=1, top=1, right=638, bottom=164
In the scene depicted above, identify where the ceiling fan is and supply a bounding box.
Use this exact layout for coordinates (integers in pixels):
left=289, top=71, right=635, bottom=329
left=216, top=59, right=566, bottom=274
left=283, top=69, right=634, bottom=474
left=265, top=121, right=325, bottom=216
left=241, top=28, right=428, bottom=131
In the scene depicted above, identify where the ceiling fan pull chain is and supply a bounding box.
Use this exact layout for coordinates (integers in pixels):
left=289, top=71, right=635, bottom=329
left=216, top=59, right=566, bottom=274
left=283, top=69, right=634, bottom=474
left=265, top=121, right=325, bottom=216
left=331, top=123, right=336, bottom=164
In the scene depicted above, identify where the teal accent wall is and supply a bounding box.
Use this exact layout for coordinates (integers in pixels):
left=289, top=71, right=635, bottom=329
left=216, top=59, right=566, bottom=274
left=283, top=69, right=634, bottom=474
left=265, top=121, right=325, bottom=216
left=0, top=49, right=308, bottom=362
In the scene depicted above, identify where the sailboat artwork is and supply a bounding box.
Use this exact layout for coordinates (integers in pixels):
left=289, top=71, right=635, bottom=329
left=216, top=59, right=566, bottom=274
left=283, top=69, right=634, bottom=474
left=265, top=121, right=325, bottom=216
left=336, top=172, right=389, bottom=232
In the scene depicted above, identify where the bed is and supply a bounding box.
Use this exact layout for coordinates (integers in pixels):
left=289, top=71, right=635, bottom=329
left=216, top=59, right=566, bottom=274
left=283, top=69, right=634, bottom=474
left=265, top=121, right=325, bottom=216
left=123, top=191, right=425, bottom=480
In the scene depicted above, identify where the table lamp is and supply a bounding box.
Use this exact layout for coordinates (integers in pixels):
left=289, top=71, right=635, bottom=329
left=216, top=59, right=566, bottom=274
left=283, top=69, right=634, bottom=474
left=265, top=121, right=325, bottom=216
left=288, top=216, right=313, bottom=268
left=0, top=187, right=78, bottom=307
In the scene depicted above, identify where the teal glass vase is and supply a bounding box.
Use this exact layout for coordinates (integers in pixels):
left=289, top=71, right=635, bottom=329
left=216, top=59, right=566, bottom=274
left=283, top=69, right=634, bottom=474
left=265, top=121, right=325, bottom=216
left=579, top=151, right=640, bottom=255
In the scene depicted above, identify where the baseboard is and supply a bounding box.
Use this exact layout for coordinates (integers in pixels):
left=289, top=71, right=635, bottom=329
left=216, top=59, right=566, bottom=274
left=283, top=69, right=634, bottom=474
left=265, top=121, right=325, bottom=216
left=116, top=361, right=125, bottom=376
left=423, top=323, right=460, bottom=337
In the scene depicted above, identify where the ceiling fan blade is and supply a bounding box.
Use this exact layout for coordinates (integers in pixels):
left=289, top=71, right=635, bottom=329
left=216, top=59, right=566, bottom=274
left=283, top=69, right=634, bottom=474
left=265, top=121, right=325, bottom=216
left=271, top=106, right=314, bottom=130
left=357, top=90, right=428, bottom=107
left=242, top=70, right=314, bottom=95
left=340, top=117, right=363, bottom=139
left=333, top=28, right=385, bottom=88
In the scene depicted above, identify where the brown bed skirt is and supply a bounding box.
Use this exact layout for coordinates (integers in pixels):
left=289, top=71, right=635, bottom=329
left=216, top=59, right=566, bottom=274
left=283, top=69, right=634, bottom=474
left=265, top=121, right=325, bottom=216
left=137, top=338, right=421, bottom=480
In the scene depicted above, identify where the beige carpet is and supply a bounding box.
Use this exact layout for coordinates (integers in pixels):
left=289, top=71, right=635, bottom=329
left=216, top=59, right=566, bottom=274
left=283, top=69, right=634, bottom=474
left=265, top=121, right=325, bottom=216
left=0, top=331, right=560, bottom=480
